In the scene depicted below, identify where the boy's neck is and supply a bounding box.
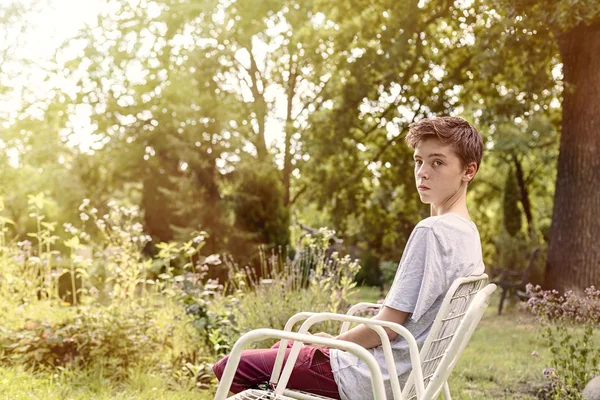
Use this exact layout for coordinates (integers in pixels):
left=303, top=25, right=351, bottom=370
left=430, top=204, right=470, bottom=219
left=430, top=192, right=471, bottom=220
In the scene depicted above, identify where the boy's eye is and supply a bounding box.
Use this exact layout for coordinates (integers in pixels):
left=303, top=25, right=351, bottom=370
left=414, top=160, right=423, bottom=166
left=433, top=160, right=443, bottom=166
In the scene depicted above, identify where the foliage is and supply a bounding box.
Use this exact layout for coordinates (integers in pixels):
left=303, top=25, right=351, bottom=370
left=1, top=0, right=574, bottom=285
left=0, top=195, right=228, bottom=390
left=205, top=228, right=361, bottom=349
left=0, top=304, right=172, bottom=378
left=230, top=161, right=291, bottom=251
left=176, top=267, right=239, bottom=358
left=379, top=260, right=398, bottom=289
left=526, top=284, right=600, bottom=398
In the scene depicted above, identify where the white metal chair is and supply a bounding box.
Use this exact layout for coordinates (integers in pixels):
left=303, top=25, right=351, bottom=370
left=215, top=274, right=495, bottom=400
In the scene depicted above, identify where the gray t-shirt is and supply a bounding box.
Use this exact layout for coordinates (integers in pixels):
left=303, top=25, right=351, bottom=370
left=330, top=213, right=485, bottom=400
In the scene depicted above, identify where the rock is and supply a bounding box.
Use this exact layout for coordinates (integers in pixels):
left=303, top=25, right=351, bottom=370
left=583, top=376, right=600, bottom=400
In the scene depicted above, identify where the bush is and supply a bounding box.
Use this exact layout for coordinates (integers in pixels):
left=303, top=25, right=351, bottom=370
left=0, top=304, right=174, bottom=379
left=380, top=260, right=398, bottom=289
left=526, top=284, right=600, bottom=399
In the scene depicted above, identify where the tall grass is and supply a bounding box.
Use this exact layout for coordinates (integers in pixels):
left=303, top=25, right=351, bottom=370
left=212, top=231, right=361, bottom=342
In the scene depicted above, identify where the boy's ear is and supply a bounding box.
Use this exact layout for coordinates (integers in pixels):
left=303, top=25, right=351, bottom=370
left=463, top=162, right=478, bottom=183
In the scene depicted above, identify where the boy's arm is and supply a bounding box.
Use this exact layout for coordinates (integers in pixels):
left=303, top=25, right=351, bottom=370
left=330, top=306, right=409, bottom=349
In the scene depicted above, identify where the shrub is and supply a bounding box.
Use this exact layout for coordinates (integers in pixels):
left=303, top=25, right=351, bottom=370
left=0, top=304, right=173, bottom=379
left=526, top=284, right=600, bottom=399
left=380, top=260, right=398, bottom=289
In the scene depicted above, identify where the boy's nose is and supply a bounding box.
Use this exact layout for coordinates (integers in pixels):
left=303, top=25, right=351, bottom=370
left=416, top=165, right=429, bottom=179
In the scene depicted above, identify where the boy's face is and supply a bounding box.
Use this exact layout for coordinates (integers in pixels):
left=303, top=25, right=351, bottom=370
left=413, top=136, right=473, bottom=206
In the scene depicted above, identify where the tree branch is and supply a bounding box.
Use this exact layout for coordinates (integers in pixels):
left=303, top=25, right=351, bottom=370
left=289, top=184, right=308, bottom=206
left=293, top=78, right=332, bottom=122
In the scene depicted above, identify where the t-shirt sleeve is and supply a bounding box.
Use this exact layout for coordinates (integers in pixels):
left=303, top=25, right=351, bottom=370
left=383, top=226, right=448, bottom=322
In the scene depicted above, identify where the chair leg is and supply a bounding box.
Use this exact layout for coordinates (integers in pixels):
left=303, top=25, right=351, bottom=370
left=442, top=382, right=452, bottom=400
left=498, top=288, right=507, bottom=315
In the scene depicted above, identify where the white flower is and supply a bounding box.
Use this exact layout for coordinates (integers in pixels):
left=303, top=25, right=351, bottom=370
left=192, top=235, right=205, bottom=243
left=80, top=213, right=89, bottom=221
left=204, top=254, right=221, bottom=265
left=78, top=198, right=90, bottom=211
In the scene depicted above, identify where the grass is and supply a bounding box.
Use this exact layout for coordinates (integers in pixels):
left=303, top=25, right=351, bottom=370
left=449, top=308, right=548, bottom=399
left=0, top=365, right=213, bottom=400
left=0, top=289, right=555, bottom=400
left=351, top=285, right=384, bottom=304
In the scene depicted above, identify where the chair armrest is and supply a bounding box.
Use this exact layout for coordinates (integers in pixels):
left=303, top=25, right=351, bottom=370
left=276, top=313, right=425, bottom=400
left=271, top=305, right=382, bottom=385
left=213, top=329, right=386, bottom=400
left=341, top=302, right=383, bottom=333
left=270, top=312, right=322, bottom=384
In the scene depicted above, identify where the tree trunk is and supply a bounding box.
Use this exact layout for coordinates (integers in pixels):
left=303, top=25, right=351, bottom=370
left=283, top=61, right=297, bottom=206
left=545, top=22, right=600, bottom=292
left=247, top=49, right=269, bottom=160
left=512, top=154, right=534, bottom=238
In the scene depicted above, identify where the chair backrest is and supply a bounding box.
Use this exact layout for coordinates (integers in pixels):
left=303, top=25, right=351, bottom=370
left=402, top=274, right=490, bottom=400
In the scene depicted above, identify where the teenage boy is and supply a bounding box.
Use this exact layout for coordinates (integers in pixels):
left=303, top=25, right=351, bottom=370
left=213, top=116, right=485, bottom=400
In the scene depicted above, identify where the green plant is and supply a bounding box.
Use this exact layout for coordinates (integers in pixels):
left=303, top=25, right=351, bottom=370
left=78, top=199, right=153, bottom=302
left=526, top=284, right=600, bottom=399
left=379, top=260, right=398, bottom=289
left=0, top=304, right=174, bottom=379
left=0, top=194, right=62, bottom=305
left=206, top=228, right=362, bottom=350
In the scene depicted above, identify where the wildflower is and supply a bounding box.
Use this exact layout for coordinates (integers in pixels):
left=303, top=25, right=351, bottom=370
left=132, top=222, right=143, bottom=232
left=543, top=368, right=558, bottom=380
left=78, top=198, right=90, bottom=211
left=79, top=232, right=90, bottom=241
left=192, top=235, right=205, bottom=244
left=204, top=254, right=221, bottom=265
left=80, top=213, right=89, bottom=222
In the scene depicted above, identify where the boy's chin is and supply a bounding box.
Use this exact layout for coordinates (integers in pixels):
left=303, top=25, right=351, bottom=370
left=418, top=194, right=433, bottom=204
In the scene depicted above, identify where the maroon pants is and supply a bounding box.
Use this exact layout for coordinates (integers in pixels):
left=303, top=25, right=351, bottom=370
left=212, top=341, right=341, bottom=399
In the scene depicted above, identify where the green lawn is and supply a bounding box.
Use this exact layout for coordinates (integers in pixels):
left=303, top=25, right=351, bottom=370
left=351, top=285, right=384, bottom=304
left=0, top=291, right=554, bottom=399
left=448, top=309, right=548, bottom=399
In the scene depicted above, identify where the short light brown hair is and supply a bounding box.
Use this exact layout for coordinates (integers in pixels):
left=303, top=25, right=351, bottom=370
left=405, top=116, right=483, bottom=169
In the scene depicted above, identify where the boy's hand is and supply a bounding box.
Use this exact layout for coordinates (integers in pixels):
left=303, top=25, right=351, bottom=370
left=308, top=332, right=335, bottom=348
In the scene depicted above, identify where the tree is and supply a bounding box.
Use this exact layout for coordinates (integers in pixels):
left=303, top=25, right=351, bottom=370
left=491, top=0, right=600, bottom=291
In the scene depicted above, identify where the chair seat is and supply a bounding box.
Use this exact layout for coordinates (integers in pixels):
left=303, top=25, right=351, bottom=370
left=227, top=389, right=335, bottom=400
left=283, top=388, right=338, bottom=400
left=228, top=388, right=337, bottom=400
left=227, top=389, right=295, bottom=400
